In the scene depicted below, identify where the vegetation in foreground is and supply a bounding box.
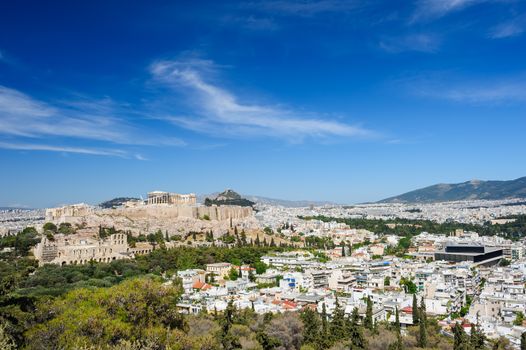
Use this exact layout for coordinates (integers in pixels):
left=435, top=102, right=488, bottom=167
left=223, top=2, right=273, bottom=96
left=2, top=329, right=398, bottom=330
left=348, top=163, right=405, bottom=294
left=3, top=274, right=508, bottom=350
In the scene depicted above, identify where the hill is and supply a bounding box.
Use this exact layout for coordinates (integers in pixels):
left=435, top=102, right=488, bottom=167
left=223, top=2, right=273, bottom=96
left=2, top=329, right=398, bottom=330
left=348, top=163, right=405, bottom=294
left=199, top=192, right=336, bottom=207
left=379, top=176, right=526, bottom=203
left=204, top=189, right=255, bottom=207
left=99, top=197, right=141, bottom=208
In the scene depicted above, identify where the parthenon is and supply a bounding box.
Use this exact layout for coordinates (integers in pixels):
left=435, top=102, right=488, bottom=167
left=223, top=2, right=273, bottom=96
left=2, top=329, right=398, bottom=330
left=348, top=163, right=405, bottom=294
left=147, top=191, right=197, bottom=205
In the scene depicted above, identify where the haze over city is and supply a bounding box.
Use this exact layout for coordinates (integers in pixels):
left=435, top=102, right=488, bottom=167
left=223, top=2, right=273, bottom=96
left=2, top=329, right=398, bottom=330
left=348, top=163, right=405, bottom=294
left=1, top=0, right=526, bottom=207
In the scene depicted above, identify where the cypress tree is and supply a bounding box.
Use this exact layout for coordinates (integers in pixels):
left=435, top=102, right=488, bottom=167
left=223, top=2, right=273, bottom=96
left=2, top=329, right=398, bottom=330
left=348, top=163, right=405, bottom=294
left=301, top=307, right=321, bottom=345
left=349, top=307, right=366, bottom=349
left=412, top=294, right=420, bottom=325
left=321, top=303, right=329, bottom=337
left=417, top=298, right=427, bottom=348
left=391, top=307, right=404, bottom=350
left=320, top=303, right=332, bottom=349
left=364, top=296, right=373, bottom=330
left=330, top=297, right=347, bottom=341
left=240, top=231, right=247, bottom=246
left=470, top=316, right=485, bottom=350
left=453, top=322, right=466, bottom=350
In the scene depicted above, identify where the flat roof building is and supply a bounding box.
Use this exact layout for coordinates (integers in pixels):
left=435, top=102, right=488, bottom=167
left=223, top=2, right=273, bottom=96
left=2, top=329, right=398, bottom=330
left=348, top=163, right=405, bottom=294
left=434, top=243, right=503, bottom=267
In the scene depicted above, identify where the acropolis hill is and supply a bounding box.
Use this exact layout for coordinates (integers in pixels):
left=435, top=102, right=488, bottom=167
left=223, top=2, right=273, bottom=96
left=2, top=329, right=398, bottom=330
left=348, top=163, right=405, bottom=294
left=45, top=190, right=258, bottom=237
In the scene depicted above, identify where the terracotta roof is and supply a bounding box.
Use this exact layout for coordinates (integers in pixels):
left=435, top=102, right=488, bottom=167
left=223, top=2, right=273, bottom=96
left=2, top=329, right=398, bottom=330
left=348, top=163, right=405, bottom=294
left=282, top=300, right=298, bottom=309
left=192, top=280, right=212, bottom=290
left=192, top=280, right=205, bottom=289
left=401, top=306, right=413, bottom=314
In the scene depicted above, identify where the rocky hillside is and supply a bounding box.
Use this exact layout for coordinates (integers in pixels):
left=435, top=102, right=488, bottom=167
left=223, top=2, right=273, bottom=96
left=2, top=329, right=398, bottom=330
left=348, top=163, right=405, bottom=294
left=204, top=189, right=255, bottom=207
left=99, top=197, right=141, bottom=208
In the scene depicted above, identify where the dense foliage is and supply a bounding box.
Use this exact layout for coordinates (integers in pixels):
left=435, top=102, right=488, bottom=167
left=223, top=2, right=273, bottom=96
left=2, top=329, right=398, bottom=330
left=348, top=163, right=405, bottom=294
left=298, top=215, right=526, bottom=240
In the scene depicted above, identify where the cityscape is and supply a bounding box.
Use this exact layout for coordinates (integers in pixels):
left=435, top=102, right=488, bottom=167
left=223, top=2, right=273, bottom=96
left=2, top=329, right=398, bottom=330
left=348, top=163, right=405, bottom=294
left=1, top=1, right=526, bottom=350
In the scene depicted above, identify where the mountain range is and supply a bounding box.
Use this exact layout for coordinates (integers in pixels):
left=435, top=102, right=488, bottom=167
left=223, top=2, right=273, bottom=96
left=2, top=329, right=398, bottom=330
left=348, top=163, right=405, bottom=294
left=379, top=176, right=526, bottom=203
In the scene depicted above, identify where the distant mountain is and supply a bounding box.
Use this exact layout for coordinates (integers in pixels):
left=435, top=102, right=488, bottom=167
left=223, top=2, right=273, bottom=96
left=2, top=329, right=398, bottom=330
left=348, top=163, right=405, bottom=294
left=204, top=189, right=255, bottom=207
left=242, top=195, right=336, bottom=208
left=379, top=176, right=526, bottom=203
left=99, top=197, right=141, bottom=209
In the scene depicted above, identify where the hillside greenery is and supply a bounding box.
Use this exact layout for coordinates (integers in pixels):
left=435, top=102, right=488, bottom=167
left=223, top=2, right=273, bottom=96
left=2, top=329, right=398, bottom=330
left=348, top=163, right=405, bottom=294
left=298, top=215, right=526, bottom=240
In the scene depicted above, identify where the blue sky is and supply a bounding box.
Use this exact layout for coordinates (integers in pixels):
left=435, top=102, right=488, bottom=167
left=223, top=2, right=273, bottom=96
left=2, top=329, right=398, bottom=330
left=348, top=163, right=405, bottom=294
left=1, top=0, right=526, bottom=208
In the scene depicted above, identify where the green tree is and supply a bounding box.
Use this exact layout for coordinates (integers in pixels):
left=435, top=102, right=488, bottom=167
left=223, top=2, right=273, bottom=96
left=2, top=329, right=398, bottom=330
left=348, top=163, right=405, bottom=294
left=364, top=296, right=373, bottom=330
left=349, top=307, right=366, bottom=349
left=25, top=278, right=185, bottom=349
left=228, top=267, right=239, bottom=281
left=417, top=297, right=427, bottom=348
left=453, top=322, right=468, bottom=350
left=384, top=276, right=390, bottom=287
left=471, top=322, right=485, bottom=350
left=301, top=307, right=321, bottom=346
left=514, top=311, right=524, bottom=326
left=493, top=336, right=512, bottom=350
left=263, top=227, right=273, bottom=235
left=43, top=222, right=57, bottom=232
left=412, top=294, right=420, bottom=325
left=220, top=299, right=240, bottom=349
left=321, top=303, right=330, bottom=346
left=389, top=307, right=404, bottom=350
left=330, top=297, right=347, bottom=341
left=400, top=277, right=417, bottom=294
left=0, top=322, right=16, bottom=350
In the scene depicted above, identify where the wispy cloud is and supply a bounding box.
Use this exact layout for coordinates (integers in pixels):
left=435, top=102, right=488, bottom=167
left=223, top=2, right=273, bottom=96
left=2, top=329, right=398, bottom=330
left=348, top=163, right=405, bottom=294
left=411, top=0, right=483, bottom=22
left=404, top=72, right=526, bottom=103
left=150, top=59, right=373, bottom=141
left=244, top=0, right=365, bottom=17
left=379, top=33, right=441, bottom=53
left=0, top=85, right=185, bottom=157
left=222, top=15, right=279, bottom=31
left=489, top=14, right=526, bottom=38
left=0, top=141, right=137, bottom=158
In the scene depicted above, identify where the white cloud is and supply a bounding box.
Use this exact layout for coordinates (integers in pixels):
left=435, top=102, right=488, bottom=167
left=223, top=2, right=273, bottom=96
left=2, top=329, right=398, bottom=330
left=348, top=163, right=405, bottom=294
left=0, top=86, right=186, bottom=157
left=245, top=0, right=365, bottom=16
left=0, top=141, right=135, bottom=158
left=406, top=73, right=526, bottom=103
left=489, top=14, right=526, bottom=38
left=150, top=59, right=373, bottom=141
left=0, top=86, right=128, bottom=142
left=379, top=34, right=441, bottom=53
left=411, top=0, right=483, bottom=22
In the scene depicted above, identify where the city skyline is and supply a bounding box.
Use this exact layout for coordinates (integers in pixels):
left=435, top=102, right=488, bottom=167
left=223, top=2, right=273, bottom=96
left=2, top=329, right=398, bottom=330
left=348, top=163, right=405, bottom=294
left=1, top=0, right=526, bottom=207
